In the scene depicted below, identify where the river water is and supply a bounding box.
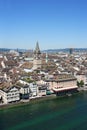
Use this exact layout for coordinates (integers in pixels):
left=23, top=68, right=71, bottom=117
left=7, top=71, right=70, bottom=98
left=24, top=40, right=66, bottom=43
left=0, top=92, right=87, bottom=130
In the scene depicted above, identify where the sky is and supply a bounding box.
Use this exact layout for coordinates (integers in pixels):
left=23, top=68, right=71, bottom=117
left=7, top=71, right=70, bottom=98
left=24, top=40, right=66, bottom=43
left=0, top=0, right=87, bottom=50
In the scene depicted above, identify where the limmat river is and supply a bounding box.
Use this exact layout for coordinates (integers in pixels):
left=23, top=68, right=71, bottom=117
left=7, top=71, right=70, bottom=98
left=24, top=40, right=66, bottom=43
left=0, top=92, right=87, bottom=130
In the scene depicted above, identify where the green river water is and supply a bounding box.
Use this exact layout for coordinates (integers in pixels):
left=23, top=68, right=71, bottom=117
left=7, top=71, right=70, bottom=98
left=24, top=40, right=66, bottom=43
left=0, top=92, right=87, bottom=130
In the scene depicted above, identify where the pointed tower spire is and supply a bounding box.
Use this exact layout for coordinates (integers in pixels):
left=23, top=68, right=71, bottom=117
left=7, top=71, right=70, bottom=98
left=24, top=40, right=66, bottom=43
left=34, top=41, right=41, bottom=54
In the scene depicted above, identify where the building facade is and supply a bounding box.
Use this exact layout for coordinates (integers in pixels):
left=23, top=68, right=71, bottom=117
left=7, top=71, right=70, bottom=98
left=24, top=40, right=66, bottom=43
left=20, top=85, right=30, bottom=99
left=0, top=86, right=20, bottom=104
left=45, top=74, right=78, bottom=95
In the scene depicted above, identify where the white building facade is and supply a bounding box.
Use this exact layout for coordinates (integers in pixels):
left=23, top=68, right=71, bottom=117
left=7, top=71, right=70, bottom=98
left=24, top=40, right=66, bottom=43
left=0, top=86, right=20, bottom=104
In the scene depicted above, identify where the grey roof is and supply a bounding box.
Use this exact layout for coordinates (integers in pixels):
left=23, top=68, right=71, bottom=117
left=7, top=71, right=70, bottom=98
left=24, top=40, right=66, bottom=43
left=34, top=42, right=41, bottom=54
left=3, top=85, right=19, bottom=93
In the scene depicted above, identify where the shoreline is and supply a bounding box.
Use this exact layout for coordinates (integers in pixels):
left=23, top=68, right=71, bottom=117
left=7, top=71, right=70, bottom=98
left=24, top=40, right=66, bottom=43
left=0, top=94, right=57, bottom=111
left=0, top=91, right=82, bottom=111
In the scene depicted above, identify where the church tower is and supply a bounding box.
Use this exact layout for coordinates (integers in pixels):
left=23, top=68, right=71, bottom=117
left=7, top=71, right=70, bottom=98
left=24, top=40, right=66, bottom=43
left=33, top=42, right=42, bottom=70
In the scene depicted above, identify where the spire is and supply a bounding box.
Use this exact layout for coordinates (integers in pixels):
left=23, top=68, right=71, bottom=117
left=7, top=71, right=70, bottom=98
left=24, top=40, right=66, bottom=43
left=34, top=41, right=41, bottom=54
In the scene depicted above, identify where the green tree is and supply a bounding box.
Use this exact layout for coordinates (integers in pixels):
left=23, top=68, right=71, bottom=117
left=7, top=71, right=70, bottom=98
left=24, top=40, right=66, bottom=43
left=80, top=80, right=84, bottom=87
left=77, top=80, right=84, bottom=87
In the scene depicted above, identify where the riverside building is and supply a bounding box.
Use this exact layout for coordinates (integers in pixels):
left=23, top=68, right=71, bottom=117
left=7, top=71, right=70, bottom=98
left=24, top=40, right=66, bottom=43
left=0, top=85, right=20, bottom=104
left=45, top=74, right=78, bottom=96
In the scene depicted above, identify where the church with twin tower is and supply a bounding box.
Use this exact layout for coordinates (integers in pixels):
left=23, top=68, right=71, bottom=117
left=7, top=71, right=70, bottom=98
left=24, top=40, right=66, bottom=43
left=33, top=42, right=42, bottom=70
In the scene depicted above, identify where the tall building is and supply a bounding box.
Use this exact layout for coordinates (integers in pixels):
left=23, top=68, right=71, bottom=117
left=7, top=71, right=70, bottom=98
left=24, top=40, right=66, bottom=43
left=33, top=42, right=42, bottom=70
left=69, top=48, right=73, bottom=54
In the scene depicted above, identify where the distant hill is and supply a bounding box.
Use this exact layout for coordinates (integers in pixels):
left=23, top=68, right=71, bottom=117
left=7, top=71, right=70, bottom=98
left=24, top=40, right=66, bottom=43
left=0, top=48, right=33, bottom=53
left=43, top=48, right=87, bottom=53
left=0, top=48, right=87, bottom=53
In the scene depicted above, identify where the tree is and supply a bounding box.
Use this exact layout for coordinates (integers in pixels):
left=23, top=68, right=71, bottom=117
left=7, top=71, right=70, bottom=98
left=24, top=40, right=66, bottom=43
left=77, top=80, right=84, bottom=87
left=80, top=80, right=84, bottom=87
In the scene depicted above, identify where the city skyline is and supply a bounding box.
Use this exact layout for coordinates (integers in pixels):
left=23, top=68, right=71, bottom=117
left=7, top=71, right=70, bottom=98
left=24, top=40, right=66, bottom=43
left=0, top=0, right=87, bottom=50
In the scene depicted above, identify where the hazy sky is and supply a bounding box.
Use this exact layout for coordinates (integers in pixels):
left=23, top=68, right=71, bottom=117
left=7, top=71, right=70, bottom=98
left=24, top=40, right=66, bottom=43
left=0, top=0, right=87, bottom=50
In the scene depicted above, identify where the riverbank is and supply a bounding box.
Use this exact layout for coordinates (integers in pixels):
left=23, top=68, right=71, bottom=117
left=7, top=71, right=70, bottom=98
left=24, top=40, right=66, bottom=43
left=1, top=90, right=87, bottom=130
left=0, top=91, right=81, bottom=111
left=0, top=94, right=57, bottom=111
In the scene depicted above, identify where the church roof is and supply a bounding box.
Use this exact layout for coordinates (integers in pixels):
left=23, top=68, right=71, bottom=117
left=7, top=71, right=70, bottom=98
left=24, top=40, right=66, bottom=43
left=34, top=42, right=41, bottom=54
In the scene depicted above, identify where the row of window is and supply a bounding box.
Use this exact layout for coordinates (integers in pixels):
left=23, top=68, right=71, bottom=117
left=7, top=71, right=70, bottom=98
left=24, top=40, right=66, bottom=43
left=7, top=93, right=19, bottom=96
left=7, top=96, right=19, bottom=100
left=39, top=90, right=46, bottom=93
